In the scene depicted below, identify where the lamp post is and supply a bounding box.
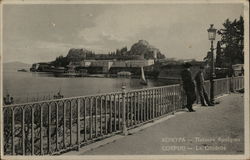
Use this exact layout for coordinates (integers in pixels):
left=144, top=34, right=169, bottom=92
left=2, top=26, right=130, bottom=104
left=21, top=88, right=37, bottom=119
left=207, top=24, right=217, bottom=104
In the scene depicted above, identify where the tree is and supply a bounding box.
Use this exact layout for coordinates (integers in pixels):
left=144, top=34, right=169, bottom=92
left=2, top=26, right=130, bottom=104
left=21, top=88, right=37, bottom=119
left=203, top=51, right=212, bottom=65
left=120, top=46, right=128, bottom=54
left=218, top=16, right=244, bottom=66
left=51, top=55, right=70, bottom=67
left=215, top=41, right=223, bottom=67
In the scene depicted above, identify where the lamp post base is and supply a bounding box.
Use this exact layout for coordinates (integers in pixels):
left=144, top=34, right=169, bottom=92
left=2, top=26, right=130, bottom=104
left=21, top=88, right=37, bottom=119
left=122, top=124, right=128, bottom=136
left=210, top=78, right=215, bottom=105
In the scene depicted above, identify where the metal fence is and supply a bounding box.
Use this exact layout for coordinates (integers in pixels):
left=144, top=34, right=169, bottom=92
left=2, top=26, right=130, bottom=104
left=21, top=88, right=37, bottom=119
left=230, top=76, right=244, bottom=91
left=214, top=78, right=231, bottom=96
left=2, top=76, right=244, bottom=155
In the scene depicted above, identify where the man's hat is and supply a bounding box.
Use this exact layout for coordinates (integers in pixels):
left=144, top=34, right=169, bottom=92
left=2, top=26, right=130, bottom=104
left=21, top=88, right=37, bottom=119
left=183, top=62, right=192, bottom=68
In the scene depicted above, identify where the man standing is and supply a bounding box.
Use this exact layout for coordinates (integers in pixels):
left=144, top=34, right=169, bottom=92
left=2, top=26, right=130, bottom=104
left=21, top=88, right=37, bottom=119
left=181, top=63, right=196, bottom=112
left=195, top=66, right=213, bottom=106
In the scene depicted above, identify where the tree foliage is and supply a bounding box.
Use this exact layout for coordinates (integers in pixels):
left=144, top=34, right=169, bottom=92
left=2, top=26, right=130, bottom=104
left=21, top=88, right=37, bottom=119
left=215, top=41, right=223, bottom=67
left=51, top=55, right=70, bottom=67
left=217, top=16, right=244, bottom=66
left=203, top=51, right=212, bottom=64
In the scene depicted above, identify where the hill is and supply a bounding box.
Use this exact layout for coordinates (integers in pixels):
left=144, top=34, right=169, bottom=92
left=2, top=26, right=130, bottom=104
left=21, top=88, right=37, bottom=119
left=129, top=40, right=165, bottom=59
left=51, top=40, right=165, bottom=66
left=66, top=48, right=94, bottom=61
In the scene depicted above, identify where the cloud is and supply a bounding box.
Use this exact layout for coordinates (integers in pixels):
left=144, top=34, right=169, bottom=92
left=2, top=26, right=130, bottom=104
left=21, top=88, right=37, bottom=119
left=77, top=4, right=220, bottom=54
left=3, top=37, right=105, bottom=63
left=78, top=6, right=175, bottom=44
left=3, top=4, right=243, bottom=63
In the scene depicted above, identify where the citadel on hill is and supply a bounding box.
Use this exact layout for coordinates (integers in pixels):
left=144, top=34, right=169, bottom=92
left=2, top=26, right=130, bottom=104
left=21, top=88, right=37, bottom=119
left=30, top=40, right=166, bottom=77
left=30, top=40, right=231, bottom=80
left=67, top=40, right=165, bottom=61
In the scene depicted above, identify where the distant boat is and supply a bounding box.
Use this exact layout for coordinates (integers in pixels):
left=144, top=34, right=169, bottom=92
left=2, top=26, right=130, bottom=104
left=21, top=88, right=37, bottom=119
left=63, top=72, right=80, bottom=77
left=63, top=68, right=80, bottom=77
left=140, top=67, right=147, bottom=85
left=18, top=69, right=28, bottom=72
left=52, top=67, right=65, bottom=73
left=87, top=74, right=105, bottom=78
left=117, top=71, right=132, bottom=77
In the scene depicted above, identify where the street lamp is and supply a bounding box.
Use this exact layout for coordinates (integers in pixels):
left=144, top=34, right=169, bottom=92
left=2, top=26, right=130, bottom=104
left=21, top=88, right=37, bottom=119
left=207, top=24, right=217, bottom=105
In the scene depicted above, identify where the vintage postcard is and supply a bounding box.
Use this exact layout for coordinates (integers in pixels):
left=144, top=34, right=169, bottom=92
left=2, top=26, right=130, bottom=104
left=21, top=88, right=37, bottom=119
left=0, top=0, right=249, bottom=160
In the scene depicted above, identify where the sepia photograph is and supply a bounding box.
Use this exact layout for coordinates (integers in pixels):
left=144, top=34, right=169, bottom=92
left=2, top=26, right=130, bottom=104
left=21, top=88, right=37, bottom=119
left=0, top=0, right=249, bottom=159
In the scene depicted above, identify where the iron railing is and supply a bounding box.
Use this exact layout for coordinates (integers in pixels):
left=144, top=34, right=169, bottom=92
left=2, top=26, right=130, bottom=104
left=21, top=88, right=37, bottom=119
left=230, top=76, right=244, bottom=91
left=214, top=78, right=231, bottom=96
left=2, top=76, right=244, bottom=155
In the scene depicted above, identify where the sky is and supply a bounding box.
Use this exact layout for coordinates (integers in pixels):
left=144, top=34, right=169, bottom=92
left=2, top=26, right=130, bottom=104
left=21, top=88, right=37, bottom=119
left=3, top=3, right=244, bottom=64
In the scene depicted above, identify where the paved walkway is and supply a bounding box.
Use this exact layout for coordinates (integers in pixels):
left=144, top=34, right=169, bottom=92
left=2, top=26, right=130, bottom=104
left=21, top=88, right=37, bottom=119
left=65, top=93, right=244, bottom=155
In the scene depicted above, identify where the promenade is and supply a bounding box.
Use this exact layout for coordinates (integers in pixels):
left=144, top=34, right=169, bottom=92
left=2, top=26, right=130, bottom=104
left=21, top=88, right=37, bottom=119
left=65, top=93, right=244, bottom=155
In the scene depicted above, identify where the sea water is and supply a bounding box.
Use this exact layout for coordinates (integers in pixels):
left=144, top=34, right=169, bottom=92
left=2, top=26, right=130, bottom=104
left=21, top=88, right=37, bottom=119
left=3, top=68, right=169, bottom=104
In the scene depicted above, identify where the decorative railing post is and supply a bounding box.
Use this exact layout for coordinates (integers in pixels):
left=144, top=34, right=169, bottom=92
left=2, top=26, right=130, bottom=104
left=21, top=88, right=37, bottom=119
left=69, top=102, right=73, bottom=146
left=22, top=108, right=25, bottom=155
left=55, top=103, right=59, bottom=152
left=109, top=96, right=113, bottom=133
left=121, top=85, right=128, bottom=136
left=63, top=102, right=67, bottom=149
left=31, top=107, right=34, bottom=155
left=48, top=104, right=51, bottom=154
left=172, top=86, right=176, bottom=114
left=230, top=76, right=235, bottom=92
left=179, top=83, right=185, bottom=109
left=11, top=108, right=15, bottom=155
left=40, top=105, right=44, bottom=155
left=227, top=77, right=230, bottom=93
left=241, top=76, right=244, bottom=89
left=77, top=99, right=81, bottom=151
left=152, top=90, right=155, bottom=118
